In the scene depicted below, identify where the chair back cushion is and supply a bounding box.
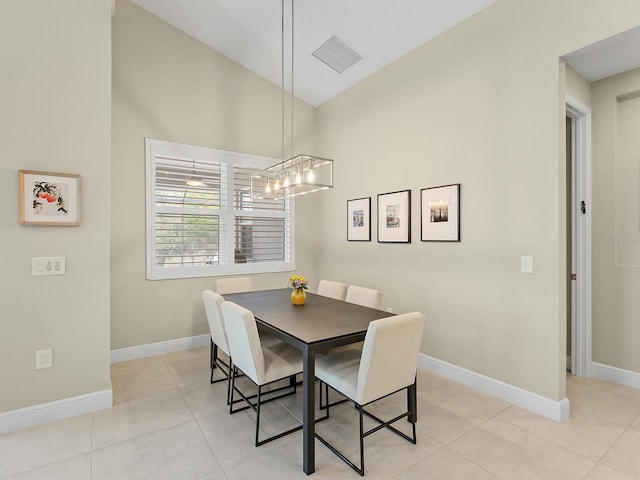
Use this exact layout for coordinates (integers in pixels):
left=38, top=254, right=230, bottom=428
left=220, top=301, right=265, bottom=384
left=317, top=280, right=348, bottom=301
left=201, top=290, right=230, bottom=356
left=214, top=277, right=253, bottom=294
left=356, top=312, right=425, bottom=404
left=345, top=285, right=383, bottom=309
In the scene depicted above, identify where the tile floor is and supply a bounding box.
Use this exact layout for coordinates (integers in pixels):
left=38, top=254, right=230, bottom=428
left=2, top=346, right=640, bottom=479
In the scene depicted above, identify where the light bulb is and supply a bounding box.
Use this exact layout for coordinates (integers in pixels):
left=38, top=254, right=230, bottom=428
left=283, top=176, right=290, bottom=188
left=274, top=179, right=281, bottom=191
left=307, top=169, right=315, bottom=183
left=265, top=180, right=271, bottom=193
left=295, top=170, right=302, bottom=184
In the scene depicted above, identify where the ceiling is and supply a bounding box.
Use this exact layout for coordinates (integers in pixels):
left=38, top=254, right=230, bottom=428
left=562, top=25, right=640, bottom=82
left=126, top=1, right=640, bottom=106
left=128, top=0, right=497, bottom=106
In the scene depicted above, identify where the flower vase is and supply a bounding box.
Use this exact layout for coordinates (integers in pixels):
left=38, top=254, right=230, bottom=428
left=291, top=288, right=306, bottom=305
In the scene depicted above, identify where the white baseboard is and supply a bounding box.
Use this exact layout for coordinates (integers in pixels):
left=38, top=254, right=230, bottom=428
left=0, top=389, right=112, bottom=435
left=418, top=354, right=570, bottom=422
left=592, top=362, right=640, bottom=389
left=111, top=334, right=210, bottom=363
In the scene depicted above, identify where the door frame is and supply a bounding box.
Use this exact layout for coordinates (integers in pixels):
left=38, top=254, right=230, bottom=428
left=566, top=95, right=592, bottom=378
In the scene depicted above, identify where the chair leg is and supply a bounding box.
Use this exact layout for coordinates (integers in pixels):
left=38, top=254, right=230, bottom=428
left=315, top=385, right=417, bottom=476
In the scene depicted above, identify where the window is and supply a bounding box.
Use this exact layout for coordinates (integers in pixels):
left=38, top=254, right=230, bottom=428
left=145, top=139, right=295, bottom=280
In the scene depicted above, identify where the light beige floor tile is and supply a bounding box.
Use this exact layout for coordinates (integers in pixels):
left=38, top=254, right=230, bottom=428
left=198, top=409, right=260, bottom=468
left=92, top=389, right=194, bottom=449
left=420, top=406, right=478, bottom=445
left=417, top=367, right=446, bottom=386
left=166, top=356, right=212, bottom=388
left=0, top=415, right=92, bottom=478
left=110, top=355, right=166, bottom=377
left=585, top=463, right=637, bottom=480
left=162, top=345, right=209, bottom=366
left=180, top=381, right=231, bottom=419
left=110, top=361, right=177, bottom=404
left=600, top=428, right=640, bottom=478
left=419, top=379, right=511, bottom=424
left=449, top=417, right=595, bottom=480
left=92, top=421, right=220, bottom=480
left=567, top=375, right=640, bottom=427
left=497, top=405, right=626, bottom=461
left=392, top=447, right=500, bottom=480
left=0, top=453, right=91, bottom=480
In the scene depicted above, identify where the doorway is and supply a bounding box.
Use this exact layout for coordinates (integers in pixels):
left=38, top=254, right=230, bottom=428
left=566, top=96, right=592, bottom=378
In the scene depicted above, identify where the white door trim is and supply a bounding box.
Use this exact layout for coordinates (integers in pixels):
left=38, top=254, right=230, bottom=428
left=566, top=95, right=592, bottom=378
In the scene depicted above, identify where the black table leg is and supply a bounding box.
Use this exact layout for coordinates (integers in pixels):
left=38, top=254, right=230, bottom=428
left=407, top=378, right=417, bottom=423
left=302, top=347, right=315, bottom=475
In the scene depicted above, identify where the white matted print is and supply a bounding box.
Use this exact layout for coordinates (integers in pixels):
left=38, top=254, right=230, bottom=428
left=421, top=184, right=460, bottom=241
left=347, top=197, right=371, bottom=241
left=19, top=170, right=80, bottom=226
left=377, top=190, right=411, bottom=243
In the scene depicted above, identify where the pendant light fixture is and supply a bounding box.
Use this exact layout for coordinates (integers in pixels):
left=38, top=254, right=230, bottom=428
left=251, top=0, right=333, bottom=200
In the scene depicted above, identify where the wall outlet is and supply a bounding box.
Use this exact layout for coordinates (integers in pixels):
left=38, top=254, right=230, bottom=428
left=36, top=349, right=53, bottom=369
left=32, top=257, right=65, bottom=276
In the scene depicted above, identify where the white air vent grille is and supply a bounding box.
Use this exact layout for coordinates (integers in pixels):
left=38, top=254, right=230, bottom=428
left=312, top=35, right=364, bottom=73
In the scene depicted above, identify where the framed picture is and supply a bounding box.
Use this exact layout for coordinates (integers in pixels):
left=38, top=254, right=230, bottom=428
left=19, top=170, right=81, bottom=226
left=347, top=197, right=371, bottom=241
left=421, top=183, right=460, bottom=241
left=377, top=190, right=411, bottom=243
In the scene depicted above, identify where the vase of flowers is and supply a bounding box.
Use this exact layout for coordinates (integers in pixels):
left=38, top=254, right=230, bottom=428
left=288, top=275, right=308, bottom=305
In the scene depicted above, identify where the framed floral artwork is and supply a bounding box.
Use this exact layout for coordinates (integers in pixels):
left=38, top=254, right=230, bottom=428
left=421, top=183, right=460, bottom=241
left=377, top=190, right=411, bottom=243
left=347, top=197, right=371, bottom=241
left=19, top=170, right=81, bottom=226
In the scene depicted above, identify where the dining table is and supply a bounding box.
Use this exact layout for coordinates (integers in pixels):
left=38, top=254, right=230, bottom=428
left=223, top=288, right=396, bottom=475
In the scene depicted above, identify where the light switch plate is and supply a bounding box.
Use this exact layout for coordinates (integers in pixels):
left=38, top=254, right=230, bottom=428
left=520, top=255, right=534, bottom=274
left=32, top=257, right=66, bottom=276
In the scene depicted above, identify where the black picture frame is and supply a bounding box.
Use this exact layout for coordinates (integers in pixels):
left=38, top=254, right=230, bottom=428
left=420, top=183, right=460, bottom=242
left=377, top=190, right=411, bottom=243
left=347, top=197, right=371, bottom=241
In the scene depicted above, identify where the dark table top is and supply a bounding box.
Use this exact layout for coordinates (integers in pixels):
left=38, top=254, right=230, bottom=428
left=224, top=288, right=393, bottom=347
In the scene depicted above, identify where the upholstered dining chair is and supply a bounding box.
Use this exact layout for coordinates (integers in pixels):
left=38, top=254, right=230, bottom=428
left=201, top=290, right=234, bottom=400
left=221, top=301, right=304, bottom=446
left=345, top=285, right=382, bottom=310
left=214, top=276, right=253, bottom=294
left=314, top=311, right=425, bottom=476
left=316, top=280, right=348, bottom=301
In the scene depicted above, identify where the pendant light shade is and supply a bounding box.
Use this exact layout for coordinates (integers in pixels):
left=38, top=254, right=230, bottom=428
left=250, top=154, right=333, bottom=199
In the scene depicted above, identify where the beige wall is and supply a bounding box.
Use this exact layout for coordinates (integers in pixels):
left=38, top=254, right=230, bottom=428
left=110, top=0, right=317, bottom=349
left=566, top=64, right=592, bottom=107
left=311, top=0, right=640, bottom=401
left=0, top=0, right=112, bottom=413
left=592, top=68, right=640, bottom=372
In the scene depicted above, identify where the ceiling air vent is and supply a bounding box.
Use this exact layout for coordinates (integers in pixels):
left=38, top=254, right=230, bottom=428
left=312, top=35, right=364, bottom=73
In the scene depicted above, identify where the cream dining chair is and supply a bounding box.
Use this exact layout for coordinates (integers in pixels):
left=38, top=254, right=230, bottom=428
left=316, top=280, right=348, bottom=301
left=221, top=301, right=304, bottom=447
left=345, top=284, right=382, bottom=310
left=315, top=311, right=425, bottom=476
left=201, top=290, right=234, bottom=402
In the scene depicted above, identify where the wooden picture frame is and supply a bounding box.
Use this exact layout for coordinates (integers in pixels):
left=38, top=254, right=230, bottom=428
left=421, top=183, right=460, bottom=241
left=377, top=190, right=411, bottom=243
left=347, top=197, right=371, bottom=241
left=19, top=170, right=81, bottom=226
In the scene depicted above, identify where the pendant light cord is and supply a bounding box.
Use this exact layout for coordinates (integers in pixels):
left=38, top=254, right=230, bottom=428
left=281, top=0, right=285, bottom=163
left=290, top=0, right=294, bottom=159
